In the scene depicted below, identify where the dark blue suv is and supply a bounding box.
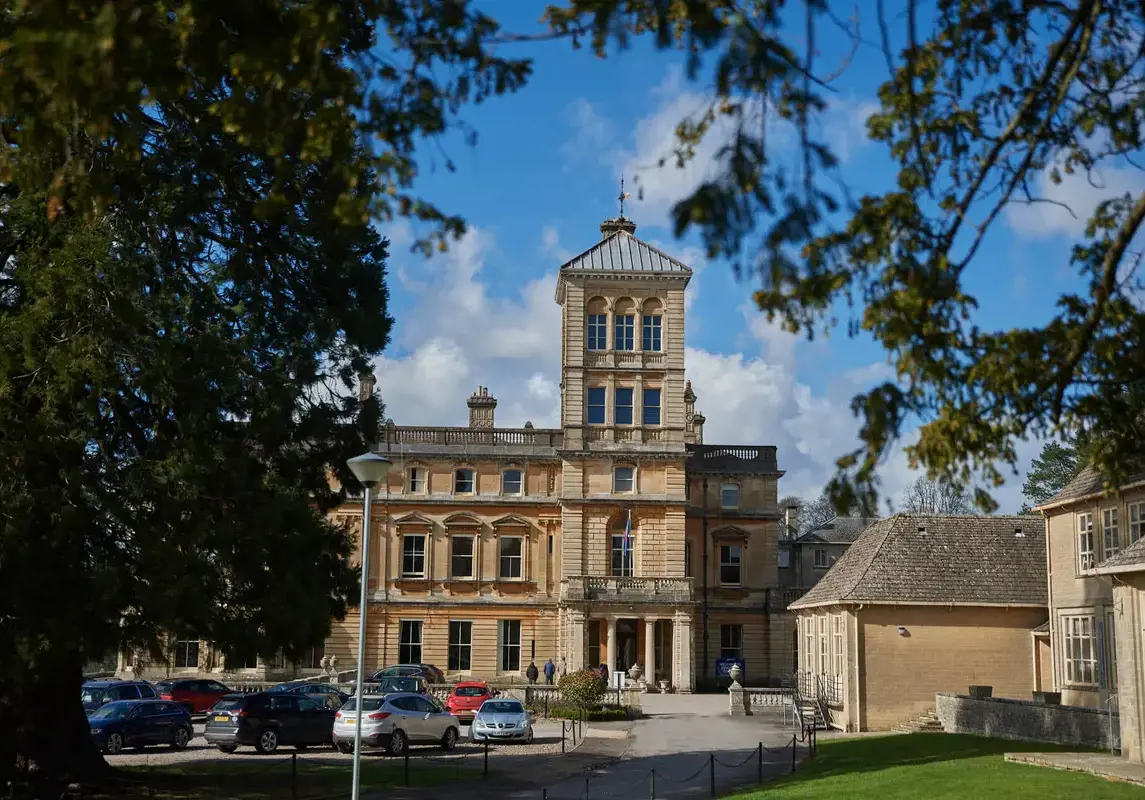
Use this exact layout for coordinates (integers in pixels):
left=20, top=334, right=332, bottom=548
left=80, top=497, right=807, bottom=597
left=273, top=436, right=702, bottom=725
left=81, top=679, right=157, bottom=715
left=87, top=699, right=193, bottom=755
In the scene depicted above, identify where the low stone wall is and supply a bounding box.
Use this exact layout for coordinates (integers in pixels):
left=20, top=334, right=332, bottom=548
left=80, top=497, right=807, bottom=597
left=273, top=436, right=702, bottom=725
left=935, top=692, right=1119, bottom=750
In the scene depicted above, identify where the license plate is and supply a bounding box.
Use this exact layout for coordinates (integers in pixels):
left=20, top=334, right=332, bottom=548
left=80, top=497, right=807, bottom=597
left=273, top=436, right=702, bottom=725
left=213, top=715, right=230, bottom=723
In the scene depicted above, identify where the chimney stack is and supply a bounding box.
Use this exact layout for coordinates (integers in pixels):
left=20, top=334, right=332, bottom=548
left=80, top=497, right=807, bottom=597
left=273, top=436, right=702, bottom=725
left=467, top=386, right=497, bottom=428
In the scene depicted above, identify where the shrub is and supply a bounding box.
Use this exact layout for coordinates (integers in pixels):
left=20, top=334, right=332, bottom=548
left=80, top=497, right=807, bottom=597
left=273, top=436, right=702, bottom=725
left=558, top=668, right=605, bottom=710
left=548, top=704, right=630, bottom=721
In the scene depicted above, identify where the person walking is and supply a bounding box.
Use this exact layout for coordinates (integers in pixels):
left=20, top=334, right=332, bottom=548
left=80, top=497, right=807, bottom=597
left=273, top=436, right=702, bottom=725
left=543, top=658, right=556, bottom=685
left=598, top=661, right=609, bottom=689
left=526, top=660, right=539, bottom=684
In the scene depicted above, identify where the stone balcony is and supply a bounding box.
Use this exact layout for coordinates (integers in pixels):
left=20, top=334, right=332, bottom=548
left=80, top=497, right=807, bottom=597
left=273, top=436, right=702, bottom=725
left=561, top=576, right=694, bottom=603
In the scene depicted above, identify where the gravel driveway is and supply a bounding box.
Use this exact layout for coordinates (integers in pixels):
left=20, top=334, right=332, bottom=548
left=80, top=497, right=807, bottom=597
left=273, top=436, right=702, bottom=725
left=113, top=720, right=574, bottom=768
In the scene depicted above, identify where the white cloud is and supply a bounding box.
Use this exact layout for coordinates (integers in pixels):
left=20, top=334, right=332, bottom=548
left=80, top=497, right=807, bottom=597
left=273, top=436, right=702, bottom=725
left=1005, top=163, right=1145, bottom=238
left=565, top=69, right=878, bottom=229
left=374, top=225, right=1036, bottom=513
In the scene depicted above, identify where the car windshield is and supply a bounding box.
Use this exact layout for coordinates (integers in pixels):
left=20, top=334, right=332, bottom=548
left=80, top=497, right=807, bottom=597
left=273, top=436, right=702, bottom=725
left=267, top=684, right=293, bottom=693
left=80, top=687, right=108, bottom=705
left=454, top=686, right=486, bottom=698
left=88, top=701, right=133, bottom=720
left=153, top=682, right=173, bottom=694
left=213, top=697, right=247, bottom=711
left=378, top=677, right=417, bottom=693
left=341, top=698, right=383, bottom=713
left=481, top=701, right=523, bottom=715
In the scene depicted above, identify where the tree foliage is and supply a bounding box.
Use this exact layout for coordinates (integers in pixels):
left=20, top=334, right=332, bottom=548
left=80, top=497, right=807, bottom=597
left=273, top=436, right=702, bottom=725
left=900, top=476, right=974, bottom=515
left=544, top=0, right=1145, bottom=514
left=1021, top=439, right=1082, bottom=512
left=0, top=0, right=531, bottom=784
left=782, top=492, right=862, bottom=536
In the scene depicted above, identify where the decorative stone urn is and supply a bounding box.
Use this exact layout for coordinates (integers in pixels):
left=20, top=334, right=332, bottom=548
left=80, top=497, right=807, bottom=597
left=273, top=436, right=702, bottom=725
left=627, top=663, right=643, bottom=683
left=728, top=663, right=744, bottom=686
left=320, top=655, right=332, bottom=675
left=658, top=680, right=671, bottom=693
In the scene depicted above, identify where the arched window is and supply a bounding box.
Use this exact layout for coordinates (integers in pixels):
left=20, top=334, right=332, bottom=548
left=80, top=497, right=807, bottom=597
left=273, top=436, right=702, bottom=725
left=641, top=298, right=663, bottom=352
left=586, top=296, right=608, bottom=352
left=613, top=297, right=636, bottom=351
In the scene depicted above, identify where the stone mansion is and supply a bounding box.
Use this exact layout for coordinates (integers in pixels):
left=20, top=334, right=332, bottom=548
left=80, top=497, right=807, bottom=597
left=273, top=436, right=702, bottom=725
left=122, top=214, right=800, bottom=691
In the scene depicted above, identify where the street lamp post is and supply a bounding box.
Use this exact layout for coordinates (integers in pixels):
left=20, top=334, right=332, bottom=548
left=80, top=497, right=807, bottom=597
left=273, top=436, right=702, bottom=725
left=346, top=451, right=392, bottom=800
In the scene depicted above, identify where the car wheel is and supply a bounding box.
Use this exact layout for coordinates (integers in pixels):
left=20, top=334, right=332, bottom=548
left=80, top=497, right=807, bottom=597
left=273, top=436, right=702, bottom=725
left=217, top=745, right=237, bottom=754
left=386, top=729, right=407, bottom=756
left=104, top=733, right=124, bottom=755
left=255, top=728, right=280, bottom=755
left=441, top=727, right=458, bottom=751
left=171, top=727, right=190, bottom=750
left=337, top=742, right=354, bottom=754
left=524, top=728, right=534, bottom=745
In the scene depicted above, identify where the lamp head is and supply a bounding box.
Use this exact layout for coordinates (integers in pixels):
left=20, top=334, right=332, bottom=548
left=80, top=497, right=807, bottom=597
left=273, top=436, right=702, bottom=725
left=346, top=452, right=392, bottom=488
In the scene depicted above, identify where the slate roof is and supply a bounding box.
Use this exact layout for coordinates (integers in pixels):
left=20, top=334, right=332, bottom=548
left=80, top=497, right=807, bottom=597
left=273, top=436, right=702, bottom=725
left=1037, top=463, right=1145, bottom=510
left=1095, top=536, right=1145, bottom=572
left=560, top=229, right=693, bottom=274
left=797, top=516, right=880, bottom=545
left=790, top=514, right=1047, bottom=609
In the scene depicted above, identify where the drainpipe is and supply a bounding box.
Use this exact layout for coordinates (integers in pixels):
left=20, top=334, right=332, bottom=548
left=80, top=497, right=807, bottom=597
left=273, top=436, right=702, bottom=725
left=702, top=477, right=710, bottom=688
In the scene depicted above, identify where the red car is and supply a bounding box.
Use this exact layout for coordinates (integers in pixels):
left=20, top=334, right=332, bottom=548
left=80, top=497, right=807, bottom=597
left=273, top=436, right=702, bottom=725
left=154, top=678, right=232, bottom=714
left=443, top=681, right=491, bottom=722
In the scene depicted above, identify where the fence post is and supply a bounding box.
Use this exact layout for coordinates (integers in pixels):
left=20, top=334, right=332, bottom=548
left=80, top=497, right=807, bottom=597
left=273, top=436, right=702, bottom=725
left=291, top=753, right=297, bottom=800
left=484, top=738, right=489, bottom=776
left=709, top=753, right=715, bottom=797
left=649, top=769, right=656, bottom=800
left=543, top=790, right=548, bottom=800
left=561, top=720, right=566, bottom=753
left=404, top=748, right=410, bottom=785
left=585, top=774, right=590, bottom=800
left=757, top=742, right=763, bottom=783
left=790, top=736, right=796, bottom=773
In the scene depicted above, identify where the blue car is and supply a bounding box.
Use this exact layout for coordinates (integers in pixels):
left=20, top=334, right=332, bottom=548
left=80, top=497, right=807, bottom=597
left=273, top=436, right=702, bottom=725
left=87, top=699, right=193, bottom=755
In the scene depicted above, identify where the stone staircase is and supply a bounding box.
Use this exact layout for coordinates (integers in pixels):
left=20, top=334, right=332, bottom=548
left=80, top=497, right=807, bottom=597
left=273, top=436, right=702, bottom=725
left=893, top=708, right=944, bottom=733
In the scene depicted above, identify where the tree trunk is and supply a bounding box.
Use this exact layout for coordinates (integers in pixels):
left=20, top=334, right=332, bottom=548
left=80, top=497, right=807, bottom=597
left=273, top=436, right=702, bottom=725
left=1, top=656, right=110, bottom=793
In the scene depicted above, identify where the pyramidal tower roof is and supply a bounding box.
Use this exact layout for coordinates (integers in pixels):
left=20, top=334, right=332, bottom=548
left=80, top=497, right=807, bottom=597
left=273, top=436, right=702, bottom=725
left=559, top=220, right=693, bottom=275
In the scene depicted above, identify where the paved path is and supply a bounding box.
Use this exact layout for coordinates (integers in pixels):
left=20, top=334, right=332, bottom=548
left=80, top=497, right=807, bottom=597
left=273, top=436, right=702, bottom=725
left=377, top=694, right=804, bottom=800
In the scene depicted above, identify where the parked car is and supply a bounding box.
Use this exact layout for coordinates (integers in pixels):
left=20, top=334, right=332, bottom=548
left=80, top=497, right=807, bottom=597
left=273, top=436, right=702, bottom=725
left=81, top=680, right=156, bottom=715
left=153, top=678, right=232, bottom=714
left=204, top=691, right=336, bottom=755
left=332, top=691, right=459, bottom=756
left=368, top=664, right=445, bottom=684
left=443, top=681, right=491, bottom=723
left=372, top=675, right=429, bottom=696
left=268, top=681, right=349, bottom=711
left=469, top=698, right=534, bottom=744
left=87, top=700, right=193, bottom=755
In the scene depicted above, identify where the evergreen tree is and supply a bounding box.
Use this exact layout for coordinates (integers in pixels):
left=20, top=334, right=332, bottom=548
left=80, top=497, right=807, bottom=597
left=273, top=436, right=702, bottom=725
left=1020, top=440, right=1082, bottom=513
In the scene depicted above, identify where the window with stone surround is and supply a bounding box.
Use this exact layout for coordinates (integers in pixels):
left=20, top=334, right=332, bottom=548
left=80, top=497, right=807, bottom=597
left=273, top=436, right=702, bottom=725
left=173, top=640, right=199, bottom=669
left=399, top=620, right=422, bottom=664
left=402, top=534, right=426, bottom=578
left=407, top=466, right=427, bottom=494
left=1077, top=512, right=1095, bottom=571
left=587, top=387, right=606, bottom=425
left=588, top=621, right=602, bottom=668
left=720, top=624, right=743, bottom=660
left=450, top=535, right=474, bottom=579
left=720, top=482, right=739, bottom=509
left=1131, top=502, right=1145, bottom=545
left=1103, top=508, right=1121, bottom=557
left=642, top=308, right=662, bottom=351
left=613, top=465, right=636, bottom=493
left=454, top=468, right=476, bottom=494
left=778, top=549, right=791, bottom=569
left=1062, top=614, right=1097, bottom=685
left=614, top=314, right=635, bottom=351
left=587, top=313, right=608, bottom=351
left=502, top=468, right=523, bottom=495
left=718, top=544, right=742, bottom=586
left=813, top=548, right=829, bottom=569
left=448, top=621, right=472, bottom=672
left=499, top=536, right=523, bottom=579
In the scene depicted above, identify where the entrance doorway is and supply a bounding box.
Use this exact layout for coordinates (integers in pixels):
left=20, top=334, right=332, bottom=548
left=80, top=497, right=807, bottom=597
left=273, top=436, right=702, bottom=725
left=615, top=619, right=638, bottom=673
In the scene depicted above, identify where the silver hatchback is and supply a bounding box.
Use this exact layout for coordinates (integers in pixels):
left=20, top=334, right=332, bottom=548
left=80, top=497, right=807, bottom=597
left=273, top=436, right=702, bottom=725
left=332, top=692, right=459, bottom=756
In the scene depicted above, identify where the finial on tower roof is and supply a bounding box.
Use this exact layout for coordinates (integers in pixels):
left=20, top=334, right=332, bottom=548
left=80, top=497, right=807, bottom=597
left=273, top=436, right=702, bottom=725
left=618, top=175, right=629, bottom=218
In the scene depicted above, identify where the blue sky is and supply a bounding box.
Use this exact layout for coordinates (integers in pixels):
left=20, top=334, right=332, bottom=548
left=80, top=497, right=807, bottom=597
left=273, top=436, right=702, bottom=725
left=370, top=3, right=1139, bottom=512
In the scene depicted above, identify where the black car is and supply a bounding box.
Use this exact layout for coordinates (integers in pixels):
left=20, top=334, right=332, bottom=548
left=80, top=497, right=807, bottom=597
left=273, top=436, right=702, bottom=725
left=87, top=700, right=193, bottom=755
left=204, top=691, right=336, bottom=754
left=268, top=682, right=350, bottom=711
left=81, top=680, right=157, bottom=715
left=368, top=664, right=445, bottom=684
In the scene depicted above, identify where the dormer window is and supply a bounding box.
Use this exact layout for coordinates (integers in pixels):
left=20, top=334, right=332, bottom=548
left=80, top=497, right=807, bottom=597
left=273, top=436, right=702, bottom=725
left=614, top=465, right=635, bottom=493
left=454, top=468, right=476, bottom=494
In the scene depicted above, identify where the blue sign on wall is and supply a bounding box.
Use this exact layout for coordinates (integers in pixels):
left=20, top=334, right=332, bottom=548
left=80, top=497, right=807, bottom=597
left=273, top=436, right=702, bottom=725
left=715, top=657, right=745, bottom=677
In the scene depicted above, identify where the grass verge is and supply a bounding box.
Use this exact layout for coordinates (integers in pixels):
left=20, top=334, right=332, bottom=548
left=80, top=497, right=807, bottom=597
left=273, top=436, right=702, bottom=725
left=105, top=757, right=479, bottom=799
left=725, top=733, right=1140, bottom=799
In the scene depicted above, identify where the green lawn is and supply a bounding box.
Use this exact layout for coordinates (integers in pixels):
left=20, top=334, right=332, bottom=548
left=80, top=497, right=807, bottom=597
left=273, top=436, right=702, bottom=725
left=725, top=734, right=1142, bottom=800
left=108, top=757, right=479, bottom=799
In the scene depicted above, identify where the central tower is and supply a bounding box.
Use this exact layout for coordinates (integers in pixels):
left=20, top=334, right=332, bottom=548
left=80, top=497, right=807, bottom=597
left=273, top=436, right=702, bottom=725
left=553, top=212, right=696, bottom=690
